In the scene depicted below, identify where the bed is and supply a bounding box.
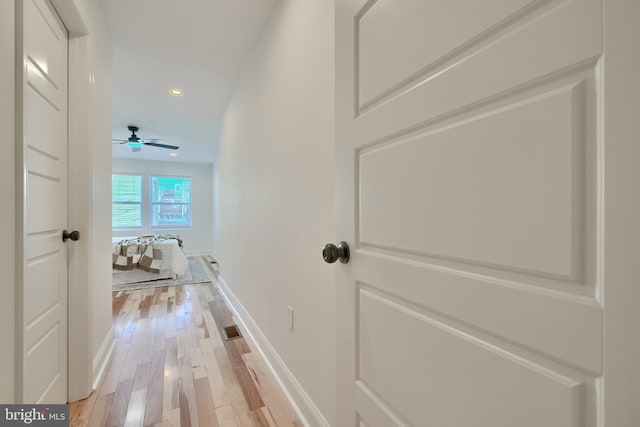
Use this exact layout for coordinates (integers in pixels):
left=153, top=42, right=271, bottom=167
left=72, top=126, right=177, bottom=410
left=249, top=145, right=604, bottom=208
left=112, top=235, right=188, bottom=282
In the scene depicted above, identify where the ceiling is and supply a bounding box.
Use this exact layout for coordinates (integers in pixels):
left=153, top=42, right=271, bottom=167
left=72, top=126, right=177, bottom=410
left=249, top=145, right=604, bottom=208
left=103, top=0, right=279, bottom=163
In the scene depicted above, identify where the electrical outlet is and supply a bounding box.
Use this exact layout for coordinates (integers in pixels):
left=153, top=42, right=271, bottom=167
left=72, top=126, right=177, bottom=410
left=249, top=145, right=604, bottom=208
left=287, top=306, right=294, bottom=332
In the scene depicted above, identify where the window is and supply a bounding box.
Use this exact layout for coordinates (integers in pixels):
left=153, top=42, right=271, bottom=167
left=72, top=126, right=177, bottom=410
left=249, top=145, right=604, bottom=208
left=112, top=174, right=142, bottom=229
left=151, top=176, right=192, bottom=228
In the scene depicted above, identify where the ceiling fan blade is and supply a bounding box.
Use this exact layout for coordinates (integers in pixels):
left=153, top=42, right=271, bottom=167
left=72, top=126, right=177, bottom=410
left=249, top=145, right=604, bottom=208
left=143, top=142, right=179, bottom=150
left=131, top=146, right=141, bottom=153
left=112, top=139, right=128, bottom=144
left=142, top=138, right=168, bottom=143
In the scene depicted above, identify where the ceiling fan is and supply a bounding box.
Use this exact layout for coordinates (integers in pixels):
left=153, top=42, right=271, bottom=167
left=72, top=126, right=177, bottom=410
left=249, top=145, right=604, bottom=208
left=112, top=125, right=179, bottom=152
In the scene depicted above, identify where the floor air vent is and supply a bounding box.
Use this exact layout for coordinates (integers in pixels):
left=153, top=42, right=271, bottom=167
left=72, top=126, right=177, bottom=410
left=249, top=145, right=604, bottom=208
left=222, top=325, right=242, bottom=341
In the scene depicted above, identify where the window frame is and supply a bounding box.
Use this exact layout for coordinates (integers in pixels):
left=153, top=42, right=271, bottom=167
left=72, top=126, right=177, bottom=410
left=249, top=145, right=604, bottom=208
left=149, top=174, right=193, bottom=230
left=112, top=173, right=143, bottom=231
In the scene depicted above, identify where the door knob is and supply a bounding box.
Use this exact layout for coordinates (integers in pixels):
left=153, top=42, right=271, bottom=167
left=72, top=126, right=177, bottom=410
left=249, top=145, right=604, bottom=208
left=323, top=241, right=350, bottom=264
left=62, top=230, right=80, bottom=242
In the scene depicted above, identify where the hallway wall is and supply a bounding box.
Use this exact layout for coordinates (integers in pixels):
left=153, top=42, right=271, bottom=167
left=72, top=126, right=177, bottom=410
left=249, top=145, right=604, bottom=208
left=78, top=0, right=115, bottom=391
left=215, top=0, right=336, bottom=424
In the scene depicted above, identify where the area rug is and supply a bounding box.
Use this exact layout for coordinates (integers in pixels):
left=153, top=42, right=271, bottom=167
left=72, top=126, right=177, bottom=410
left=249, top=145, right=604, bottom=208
left=112, top=256, right=211, bottom=291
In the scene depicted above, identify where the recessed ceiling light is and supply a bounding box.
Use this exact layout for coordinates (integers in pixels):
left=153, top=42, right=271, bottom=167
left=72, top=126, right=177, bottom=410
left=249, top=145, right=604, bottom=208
left=169, top=152, right=178, bottom=157
left=168, top=88, right=183, bottom=96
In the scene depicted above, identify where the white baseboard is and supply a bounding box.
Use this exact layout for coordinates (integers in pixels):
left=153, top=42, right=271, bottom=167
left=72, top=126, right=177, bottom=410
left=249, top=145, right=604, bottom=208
left=92, top=327, right=115, bottom=390
left=184, top=249, right=213, bottom=256
left=217, top=276, right=330, bottom=427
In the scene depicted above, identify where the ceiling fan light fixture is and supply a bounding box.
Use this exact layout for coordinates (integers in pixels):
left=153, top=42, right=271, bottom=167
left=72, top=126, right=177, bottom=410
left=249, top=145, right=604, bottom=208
left=127, top=141, right=144, bottom=147
left=169, top=88, right=184, bottom=96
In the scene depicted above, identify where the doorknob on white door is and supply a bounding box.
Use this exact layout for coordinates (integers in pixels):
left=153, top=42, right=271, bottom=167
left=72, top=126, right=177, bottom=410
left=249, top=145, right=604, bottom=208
left=323, top=241, right=350, bottom=264
left=62, top=230, right=80, bottom=242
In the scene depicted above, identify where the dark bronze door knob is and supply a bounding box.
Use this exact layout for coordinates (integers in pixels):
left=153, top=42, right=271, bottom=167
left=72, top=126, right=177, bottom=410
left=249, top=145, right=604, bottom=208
left=323, top=241, right=350, bottom=264
left=62, top=230, right=80, bottom=242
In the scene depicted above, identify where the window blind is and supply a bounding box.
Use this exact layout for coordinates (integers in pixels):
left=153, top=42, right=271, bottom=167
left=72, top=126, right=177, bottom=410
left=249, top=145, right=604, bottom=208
left=112, top=174, right=142, bottom=228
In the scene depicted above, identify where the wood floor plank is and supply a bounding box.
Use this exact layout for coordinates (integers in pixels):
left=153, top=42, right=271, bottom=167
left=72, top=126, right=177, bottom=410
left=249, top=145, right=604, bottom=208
left=233, top=335, right=252, bottom=356
left=100, top=348, right=128, bottom=395
left=117, top=302, right=138, bottom=345
left=120, top=319, right=149, bottom=382
left=139, top=305, right=159, bottom=364
left=259, top=407, right=279, bottom=427
left=163, top=408, right=181, bottom=427
left=243, top=352, right=299, bottom=426
left=214, top=404, right=239, bottom=427
left=179, top=354, right=199, bottom=427
left=228, top=400, right=255, bottom=427
left=194, top=377, right=219, bottom=427
left=68, top=390, right=97, bottom=427
left=106, top=378, right=133, bottom=427
left=163, top=336, right=179, bottom=416
left=200, top=338, right=230, bottom=409
left=88, top=392, right=114, bottom=427
left=250, top=408, right=271, bottom=427
left=178, top=390, right=192, bottom=427
left=153, top=300, right=168, bottom=352
left=213, top=347, right=255, bottom=426
left=112, top=292, right=129, bottom=319
left=144, top=350, right=166, bottom=426
left=132, top=361, right=151, bottom=392
left=123, top=389, right=146, bottom=427
left=233, top=365, right=265, bottom=411
left=151, top=286, right=163, bottom=305
left=202, top=310, right=224, bottom=349
left=190, top=347, right=208, bottom=380
left=166, top=309, right=177, bottom=339
left=139, top=294, right=153, bottom=319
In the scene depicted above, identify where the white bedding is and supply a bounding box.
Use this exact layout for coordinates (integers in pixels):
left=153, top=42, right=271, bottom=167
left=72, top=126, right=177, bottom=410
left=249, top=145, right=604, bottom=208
left=112, top=237, right=188, bottom=278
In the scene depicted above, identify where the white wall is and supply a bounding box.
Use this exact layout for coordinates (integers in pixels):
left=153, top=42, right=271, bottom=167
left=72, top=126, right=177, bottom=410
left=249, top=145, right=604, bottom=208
left=216, top=0, right=335, bottom=424
left=81, top=0, right=114, bottom=387
left=0, top=0, right=16, bottom=404
left=113, top=158, right=214, bottom=255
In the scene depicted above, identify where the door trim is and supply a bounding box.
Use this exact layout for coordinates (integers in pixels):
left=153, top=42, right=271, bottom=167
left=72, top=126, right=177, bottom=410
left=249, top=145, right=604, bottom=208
left=602, top=0, right=640, bottom=424
left=334, top=0, right=356, bottom=425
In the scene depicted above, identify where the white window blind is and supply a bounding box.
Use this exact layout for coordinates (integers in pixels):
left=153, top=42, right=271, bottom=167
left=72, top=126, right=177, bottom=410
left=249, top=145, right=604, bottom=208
left=112, top=174, right=142, bottom=229
left=151, top=176, right=192, bottom=228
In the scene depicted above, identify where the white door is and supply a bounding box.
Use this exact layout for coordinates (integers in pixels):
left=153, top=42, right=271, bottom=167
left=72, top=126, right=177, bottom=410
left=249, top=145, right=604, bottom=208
left=335, top=0, right=639, bottom=426
left=17, top=0, right=69, bottom=403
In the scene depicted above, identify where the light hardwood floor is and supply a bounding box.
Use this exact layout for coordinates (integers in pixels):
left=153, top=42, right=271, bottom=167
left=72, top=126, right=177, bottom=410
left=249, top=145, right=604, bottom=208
left=70, top=256, right=302, bottom=427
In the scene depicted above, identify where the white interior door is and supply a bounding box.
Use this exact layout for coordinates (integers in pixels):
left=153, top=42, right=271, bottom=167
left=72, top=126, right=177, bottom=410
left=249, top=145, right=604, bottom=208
left=335, top=0, right=638, bottom=425
left=18, top=0, right=69, bottom=404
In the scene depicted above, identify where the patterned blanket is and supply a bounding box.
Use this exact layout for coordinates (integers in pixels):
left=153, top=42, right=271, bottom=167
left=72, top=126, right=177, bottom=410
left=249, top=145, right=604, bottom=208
left=112, top=235, right=183, bottom=274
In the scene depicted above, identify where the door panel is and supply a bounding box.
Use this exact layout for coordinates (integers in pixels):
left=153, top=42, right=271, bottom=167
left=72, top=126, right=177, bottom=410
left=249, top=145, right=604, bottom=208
left=345, top=0, right=603, bottom=425
left=20, top=0, right=68, bottom=404
left=359, top=83, right=581, bottom=276
left=27, top=79, right=65, bottom=157
left=358, top=0, right=532, bottom=107
left=25, top=254, right=61, bottom=325
left=354, top=254, right=602, bottom=375
left=358, top=290, right=583, bottom=427
left=355, top=0, right=600, bottom=145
